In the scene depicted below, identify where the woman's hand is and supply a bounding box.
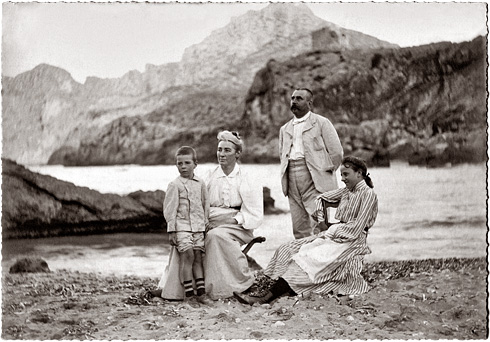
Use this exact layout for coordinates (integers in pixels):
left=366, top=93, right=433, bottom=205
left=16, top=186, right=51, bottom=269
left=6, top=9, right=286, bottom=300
left=318, top=224, right=337, bottom=239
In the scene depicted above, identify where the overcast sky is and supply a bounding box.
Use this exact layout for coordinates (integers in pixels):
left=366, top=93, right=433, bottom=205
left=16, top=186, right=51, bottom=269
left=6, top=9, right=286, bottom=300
left=2, top=1, right=487, bottom=83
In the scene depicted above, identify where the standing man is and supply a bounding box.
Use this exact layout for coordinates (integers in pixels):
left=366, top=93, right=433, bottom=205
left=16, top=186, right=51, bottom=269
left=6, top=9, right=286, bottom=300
left=279, top=88, right=343, bottom=239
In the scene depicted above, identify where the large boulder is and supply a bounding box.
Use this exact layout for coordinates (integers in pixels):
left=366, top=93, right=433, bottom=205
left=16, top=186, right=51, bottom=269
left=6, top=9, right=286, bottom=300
left=263, top=187, right=285, bottom=215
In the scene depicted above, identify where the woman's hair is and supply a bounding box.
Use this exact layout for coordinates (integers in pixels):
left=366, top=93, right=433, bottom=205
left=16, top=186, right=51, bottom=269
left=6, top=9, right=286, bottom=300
left=217, top=130, right=243, bottom=154
left=342, top=156, right=374, bottom=188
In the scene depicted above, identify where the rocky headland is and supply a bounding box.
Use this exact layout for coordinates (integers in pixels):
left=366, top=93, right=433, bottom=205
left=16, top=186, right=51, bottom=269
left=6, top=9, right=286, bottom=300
left=1, top=159, right=166, bottom=239
left=241, top=37, right=487, bottom=166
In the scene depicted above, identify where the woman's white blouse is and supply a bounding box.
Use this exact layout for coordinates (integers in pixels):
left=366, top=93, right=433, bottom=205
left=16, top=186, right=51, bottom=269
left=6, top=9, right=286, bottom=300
left=205, top=164, right=263, bottom=230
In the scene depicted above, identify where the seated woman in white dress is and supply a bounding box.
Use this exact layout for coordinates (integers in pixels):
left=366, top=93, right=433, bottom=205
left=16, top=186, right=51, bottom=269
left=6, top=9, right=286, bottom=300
left=155, top=131, right=263, bottom=301
left=234, top=156, right=377, bottom=305
left=204, top=131, right=264, bottom=300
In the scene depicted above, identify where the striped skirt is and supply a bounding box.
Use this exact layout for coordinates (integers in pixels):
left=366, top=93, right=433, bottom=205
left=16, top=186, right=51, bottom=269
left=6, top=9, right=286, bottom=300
left=264, top=234, right=370, bottom=296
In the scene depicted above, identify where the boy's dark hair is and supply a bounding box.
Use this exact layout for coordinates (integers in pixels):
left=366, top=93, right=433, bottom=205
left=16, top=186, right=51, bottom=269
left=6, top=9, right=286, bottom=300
left=176, top=146, right=197, bottom=163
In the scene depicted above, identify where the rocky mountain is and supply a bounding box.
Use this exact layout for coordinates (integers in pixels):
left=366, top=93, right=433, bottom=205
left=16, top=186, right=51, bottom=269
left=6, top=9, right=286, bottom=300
left=2, top=3, right=397, bottom=165
left=176, top=3, right=395, bottom=88
left=48, top=36, right=486, bottom=167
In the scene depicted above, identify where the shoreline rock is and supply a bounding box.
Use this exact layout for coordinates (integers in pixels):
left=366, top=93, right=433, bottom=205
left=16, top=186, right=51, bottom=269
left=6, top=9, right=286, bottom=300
left=2, top=158, right=167, bottom=239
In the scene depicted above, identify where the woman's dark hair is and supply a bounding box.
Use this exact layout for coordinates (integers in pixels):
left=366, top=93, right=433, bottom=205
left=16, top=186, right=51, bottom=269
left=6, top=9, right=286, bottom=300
left=342, top=156, right=374, bottom=188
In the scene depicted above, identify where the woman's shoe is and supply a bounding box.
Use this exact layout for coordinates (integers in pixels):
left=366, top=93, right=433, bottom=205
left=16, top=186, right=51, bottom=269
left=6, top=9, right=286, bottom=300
left=233, top=291, right=273, bottom=305
left=148, top=289, right=162, bottom=298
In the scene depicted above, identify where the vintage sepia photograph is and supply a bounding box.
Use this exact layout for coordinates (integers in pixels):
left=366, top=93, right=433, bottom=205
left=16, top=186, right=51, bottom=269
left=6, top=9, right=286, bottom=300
left=1, top=1, right=488, bottom=339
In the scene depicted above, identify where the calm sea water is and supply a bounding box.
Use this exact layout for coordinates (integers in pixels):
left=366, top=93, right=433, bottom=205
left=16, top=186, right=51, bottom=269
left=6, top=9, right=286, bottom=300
left=3, top=162, right=487, bottom=278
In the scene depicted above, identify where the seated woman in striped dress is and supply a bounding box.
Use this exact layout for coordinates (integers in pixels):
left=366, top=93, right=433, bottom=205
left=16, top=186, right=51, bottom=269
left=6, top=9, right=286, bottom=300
left=234, top=156, right=378, bottom=305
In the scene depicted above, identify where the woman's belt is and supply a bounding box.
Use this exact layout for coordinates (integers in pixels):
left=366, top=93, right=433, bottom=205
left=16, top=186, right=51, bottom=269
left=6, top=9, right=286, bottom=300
left=229, top=206, right=241, bottom=210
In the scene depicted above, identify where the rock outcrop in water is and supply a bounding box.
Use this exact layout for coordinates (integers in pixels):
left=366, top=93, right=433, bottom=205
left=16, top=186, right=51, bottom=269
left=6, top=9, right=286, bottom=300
left=1, top=159, right=166, bottom=239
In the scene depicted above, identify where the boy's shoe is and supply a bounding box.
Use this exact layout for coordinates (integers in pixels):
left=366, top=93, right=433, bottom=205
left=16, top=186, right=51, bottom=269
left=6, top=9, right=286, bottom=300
left=183, top=296, right=201, bottom=308
left=196, top=294, right=213, bottom=305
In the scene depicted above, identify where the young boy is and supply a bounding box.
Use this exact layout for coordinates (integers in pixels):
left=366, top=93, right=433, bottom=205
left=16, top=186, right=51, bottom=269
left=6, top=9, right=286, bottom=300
left=162, top=146, right=210, bottom=304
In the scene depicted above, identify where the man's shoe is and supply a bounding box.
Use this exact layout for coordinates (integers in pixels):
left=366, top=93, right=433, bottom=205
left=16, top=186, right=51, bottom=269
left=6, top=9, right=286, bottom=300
left=233, top=291, right=273, bottom=305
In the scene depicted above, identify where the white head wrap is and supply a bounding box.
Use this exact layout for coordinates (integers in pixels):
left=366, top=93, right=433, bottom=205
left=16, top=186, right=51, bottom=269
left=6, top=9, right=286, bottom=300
left=217, top=130, right=243, bottom=153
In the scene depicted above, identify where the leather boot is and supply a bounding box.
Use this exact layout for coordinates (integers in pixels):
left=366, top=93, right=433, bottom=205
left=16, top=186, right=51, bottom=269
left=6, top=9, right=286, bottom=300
left=233, top=290, right=273, bottom=305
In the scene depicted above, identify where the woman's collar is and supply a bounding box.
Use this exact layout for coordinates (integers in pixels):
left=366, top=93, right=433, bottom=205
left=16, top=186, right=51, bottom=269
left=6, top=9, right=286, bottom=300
left=218, top=163, right=240, bottom=177
left=351, top=180, right=367, bottom=192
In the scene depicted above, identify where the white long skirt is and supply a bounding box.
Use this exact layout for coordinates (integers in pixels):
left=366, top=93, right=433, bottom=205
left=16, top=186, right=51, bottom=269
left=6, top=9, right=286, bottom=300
left=204, top=224, right=255, bottom=300
left=157, top=247, right=186, bottom=300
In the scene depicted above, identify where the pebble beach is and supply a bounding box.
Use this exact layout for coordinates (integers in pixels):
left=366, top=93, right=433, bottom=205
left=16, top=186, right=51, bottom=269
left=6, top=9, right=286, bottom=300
left=2, top=257, right=487, bottom=340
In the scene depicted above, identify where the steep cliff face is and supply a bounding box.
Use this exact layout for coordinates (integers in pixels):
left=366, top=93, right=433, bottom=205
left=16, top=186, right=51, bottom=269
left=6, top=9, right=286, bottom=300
left=48, top=89, right=245, bottom=165
left=3, top=3, right=397, bottom=165
left=312, top=26, right=398, bottom=51
left=2, top=64, right=177, bottom=164
left=241, top=36, right=487, bottom=166
left=2, top=65, right=85, bottom=164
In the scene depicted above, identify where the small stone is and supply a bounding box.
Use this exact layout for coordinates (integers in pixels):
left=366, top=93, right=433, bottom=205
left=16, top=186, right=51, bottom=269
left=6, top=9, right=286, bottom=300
left=274, top=321, right=286, bottom=327
left=10, top=257, right=50, bottom=273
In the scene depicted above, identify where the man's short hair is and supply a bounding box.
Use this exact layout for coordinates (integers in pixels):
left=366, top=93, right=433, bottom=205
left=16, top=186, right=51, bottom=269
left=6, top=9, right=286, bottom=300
left=296, top=87, right=313, bottom=99
left=175, top=146, right=197, bottom=162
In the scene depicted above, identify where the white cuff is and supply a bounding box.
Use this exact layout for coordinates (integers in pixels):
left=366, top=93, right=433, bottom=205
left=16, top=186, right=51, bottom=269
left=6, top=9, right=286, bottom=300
left=234, top=212, right=244, bottom=225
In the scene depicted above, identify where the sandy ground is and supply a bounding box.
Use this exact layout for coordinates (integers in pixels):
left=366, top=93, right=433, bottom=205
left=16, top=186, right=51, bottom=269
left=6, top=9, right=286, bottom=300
left=2, top=257, right=487, bottom=340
